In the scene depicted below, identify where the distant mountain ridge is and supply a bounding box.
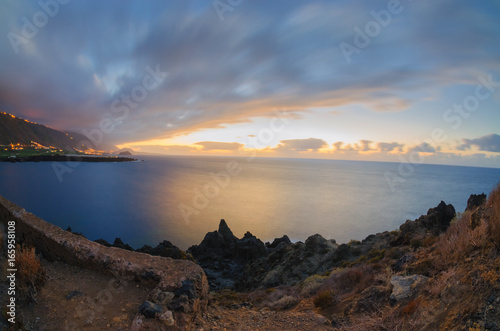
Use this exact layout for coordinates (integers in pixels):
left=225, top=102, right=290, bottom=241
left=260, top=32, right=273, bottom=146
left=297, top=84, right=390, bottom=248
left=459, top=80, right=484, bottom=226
left=0, top=111, right=116, bottom=152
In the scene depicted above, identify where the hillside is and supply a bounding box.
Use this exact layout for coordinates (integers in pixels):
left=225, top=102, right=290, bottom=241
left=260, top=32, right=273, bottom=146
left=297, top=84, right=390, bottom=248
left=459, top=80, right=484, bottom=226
left=0, top=111, right=116, bottom=152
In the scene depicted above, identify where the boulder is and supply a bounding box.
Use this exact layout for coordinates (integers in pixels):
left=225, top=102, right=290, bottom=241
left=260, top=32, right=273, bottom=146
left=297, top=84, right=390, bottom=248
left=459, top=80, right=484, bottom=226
left=390, top=275, right=428, bottom=303
left=139, top=300, right=163, bottom=318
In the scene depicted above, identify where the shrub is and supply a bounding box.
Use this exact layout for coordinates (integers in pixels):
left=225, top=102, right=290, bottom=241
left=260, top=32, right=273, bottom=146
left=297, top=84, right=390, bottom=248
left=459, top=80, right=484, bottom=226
left=300, top=274, right=327, bottom=297
left=16, top=244, right=45, bottom=302
left=322, top=264, right=375, bottom=296
left=213, top=289, right=240, bottom=307
left=367, top=249, right=385, bottom=263
left=348, top=240, right=361, bottom=246
left=313, top=290, right=335, bottom=309
left=269, top=295, right=300, bottom=310
left=410, top=238, right=422, bottom=250
left=259, top=287, right=300, bottom=309
left=385, top=247, right=404, bottom=260
left=422, top=236, right=437, bottom=248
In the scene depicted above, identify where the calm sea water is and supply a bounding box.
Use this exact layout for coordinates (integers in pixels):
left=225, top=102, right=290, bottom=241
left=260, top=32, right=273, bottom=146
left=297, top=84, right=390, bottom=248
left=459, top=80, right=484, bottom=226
left=0, top=156, right=499, bottom=250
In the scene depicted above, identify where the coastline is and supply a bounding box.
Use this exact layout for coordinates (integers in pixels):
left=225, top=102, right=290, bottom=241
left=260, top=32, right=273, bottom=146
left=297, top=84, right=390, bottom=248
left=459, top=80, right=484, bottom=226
left=1, top=189, right=500, bottom=330
left=0, top=154, right=137, bottom=163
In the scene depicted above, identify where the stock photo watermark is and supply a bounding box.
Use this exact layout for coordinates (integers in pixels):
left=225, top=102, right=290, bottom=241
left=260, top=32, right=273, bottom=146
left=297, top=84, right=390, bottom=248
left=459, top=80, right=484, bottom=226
left=339, top=0, right=409, bottom=64
left=178, top=110, right=290, bottom=224
left=51, top=65, right=168, bottom=182
left=212, top=0, right=243, bottom=22
left=7, top=0, right=71, bottom=54
left=384, top=73, right=500, bottom=192
left=5, top=220, right=17, bottom=324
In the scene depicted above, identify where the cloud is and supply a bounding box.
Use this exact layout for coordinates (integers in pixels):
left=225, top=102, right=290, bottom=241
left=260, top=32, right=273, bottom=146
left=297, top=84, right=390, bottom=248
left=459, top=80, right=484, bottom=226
left=357, top=140, right=373, bottom=152
left=0, top=0, right=498, bottom=147
left=458, top=134, right=500, bottom=153
left=195, top=141, right=244, bottom=151
left=274, top=138, right=327, bottom=152
left=377, top=142, right=404, bottom=152
left=407, top=142, right=436, bottom=154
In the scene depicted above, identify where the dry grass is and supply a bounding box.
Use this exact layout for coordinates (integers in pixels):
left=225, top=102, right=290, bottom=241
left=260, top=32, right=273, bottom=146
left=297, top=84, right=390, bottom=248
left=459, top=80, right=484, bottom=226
left=246, top=286, right=300, bottom=310
left=267, top=295, right=300, bottom=310
left=322, top=264, right=377, bottom=295
left=488, top=184, right=500, bottom=248
left=434, top=212, right=489, bottom=269
left=16, top=244, right=45, bottom=302
left=334, top=184, right=500, bottom=329
left=401, top=298, right=421, bottom=316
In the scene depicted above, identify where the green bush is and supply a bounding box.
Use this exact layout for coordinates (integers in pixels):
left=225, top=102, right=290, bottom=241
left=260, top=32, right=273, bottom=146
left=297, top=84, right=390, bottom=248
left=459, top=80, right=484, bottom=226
left=313, top=290, right=335, bottom=309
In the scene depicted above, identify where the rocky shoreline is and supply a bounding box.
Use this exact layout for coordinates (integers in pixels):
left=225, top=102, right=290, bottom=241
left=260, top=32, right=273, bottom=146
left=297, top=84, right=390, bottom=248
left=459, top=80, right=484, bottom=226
left=97, top=195, right=481, bottom=292
left=0, top=154, right=137, bottom=163
left=3, top=189, right=498, bottom=330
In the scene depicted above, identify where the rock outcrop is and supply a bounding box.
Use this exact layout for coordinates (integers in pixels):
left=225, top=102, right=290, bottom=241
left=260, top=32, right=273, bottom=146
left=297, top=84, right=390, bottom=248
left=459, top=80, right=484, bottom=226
left=394, top=201, right=456, bottom=245
left=240, top=234, right=338, bottom=289
left=466, top=193, right=487, bottom=211
left=465, top=193, right=488, bottom=229
left=187, top=219, right=268, bottom=290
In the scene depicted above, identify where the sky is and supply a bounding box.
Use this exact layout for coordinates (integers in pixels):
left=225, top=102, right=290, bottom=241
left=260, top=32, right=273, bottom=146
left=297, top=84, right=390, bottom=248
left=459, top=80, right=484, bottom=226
left=0, top=0, right=499, bottom=167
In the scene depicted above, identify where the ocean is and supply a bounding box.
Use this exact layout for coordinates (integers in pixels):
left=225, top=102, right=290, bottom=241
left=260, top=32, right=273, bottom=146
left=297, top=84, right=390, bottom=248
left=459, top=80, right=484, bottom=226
left=0, top=155, right=499, bottom=250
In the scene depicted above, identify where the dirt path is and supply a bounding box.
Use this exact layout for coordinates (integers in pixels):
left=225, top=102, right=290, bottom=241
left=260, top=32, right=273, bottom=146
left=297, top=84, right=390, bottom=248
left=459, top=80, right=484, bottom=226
left=19, top=259, right=151, bottom=330
left=192, top=302, right=334, bottom=331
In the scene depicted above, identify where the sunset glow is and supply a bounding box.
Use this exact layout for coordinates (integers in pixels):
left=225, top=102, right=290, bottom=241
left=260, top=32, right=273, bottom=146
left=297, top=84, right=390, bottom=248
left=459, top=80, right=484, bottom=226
left=0, top=1, right=499, bottom=167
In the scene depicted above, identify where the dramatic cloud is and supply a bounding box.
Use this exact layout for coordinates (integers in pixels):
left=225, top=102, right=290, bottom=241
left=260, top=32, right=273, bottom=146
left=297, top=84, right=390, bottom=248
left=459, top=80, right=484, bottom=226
left=0, top=1, right=499, bottom=167
left=274, top=138, right=328, bottom=152
left=458, top=134, right=500, bottom=153
left=0, top=0, right=498, bottom=147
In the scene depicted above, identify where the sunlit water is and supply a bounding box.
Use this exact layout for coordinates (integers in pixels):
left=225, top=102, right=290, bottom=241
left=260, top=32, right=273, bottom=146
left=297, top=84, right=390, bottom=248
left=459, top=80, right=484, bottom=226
left=1, top=155, right=499, bottom=250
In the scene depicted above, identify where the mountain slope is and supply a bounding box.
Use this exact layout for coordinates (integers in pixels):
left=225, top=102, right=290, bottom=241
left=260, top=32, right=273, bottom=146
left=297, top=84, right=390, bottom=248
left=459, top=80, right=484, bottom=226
left=0, top=112, right=116, bottom=152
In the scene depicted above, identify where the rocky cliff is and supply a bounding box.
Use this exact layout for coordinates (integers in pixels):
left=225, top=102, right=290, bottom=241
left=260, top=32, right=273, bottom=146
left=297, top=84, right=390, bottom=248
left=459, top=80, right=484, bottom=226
left=188, top=201, right=457, bottom=292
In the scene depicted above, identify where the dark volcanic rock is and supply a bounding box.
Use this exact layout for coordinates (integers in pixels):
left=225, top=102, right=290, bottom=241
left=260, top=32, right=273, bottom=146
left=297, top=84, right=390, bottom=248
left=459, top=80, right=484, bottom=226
left=95, top=237, right=191, bottom=260
left=137, top=240, right=188, bottom=260
left=466, top=193, right=487, bottom=211
left=187, top=219, right=269, bottom=290
left=112, top=238, right=134, bottom=251
left=267, top=235, right=292, bottom=249
left=239, top=234, right=338, bottom=290
left=139, top=300, right=163, bottom=318
left=393, top=254, right=416, bottom=272
left=419, top=201, right=456, bottom=234
left=397, top=201, right=456, bottom=243
left=94, top=239, right=112, bottom=247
